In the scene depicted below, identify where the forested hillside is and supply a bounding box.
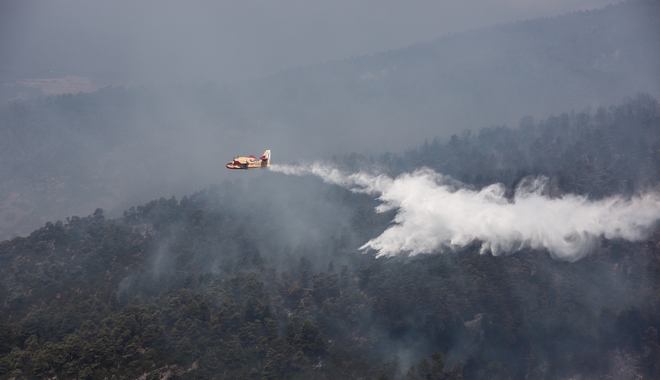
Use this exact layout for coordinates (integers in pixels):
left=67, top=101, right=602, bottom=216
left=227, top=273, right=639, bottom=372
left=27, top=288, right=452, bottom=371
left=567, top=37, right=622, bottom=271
left=342, top=93, right=660, bottom=199
left=2, top=95, right=660, bottom=379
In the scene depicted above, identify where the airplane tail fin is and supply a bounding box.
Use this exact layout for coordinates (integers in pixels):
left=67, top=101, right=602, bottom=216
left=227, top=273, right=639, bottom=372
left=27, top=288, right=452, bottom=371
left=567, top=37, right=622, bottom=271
left=260, top=150, right=271, bottom=163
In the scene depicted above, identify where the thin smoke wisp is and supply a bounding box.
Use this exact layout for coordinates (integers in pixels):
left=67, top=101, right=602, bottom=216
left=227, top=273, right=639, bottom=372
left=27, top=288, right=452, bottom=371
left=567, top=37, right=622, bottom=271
left=270, top=163, right=660, bottom=261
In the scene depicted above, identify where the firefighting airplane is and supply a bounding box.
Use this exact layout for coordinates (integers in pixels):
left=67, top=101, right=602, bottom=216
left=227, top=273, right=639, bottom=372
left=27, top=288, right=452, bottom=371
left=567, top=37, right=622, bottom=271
left=226, top=150, right=271, bottom=169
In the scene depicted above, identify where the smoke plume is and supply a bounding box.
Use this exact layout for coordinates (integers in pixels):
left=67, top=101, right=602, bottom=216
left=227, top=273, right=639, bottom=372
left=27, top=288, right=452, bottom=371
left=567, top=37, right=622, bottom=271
left=270, top=163, right=660, bottom=261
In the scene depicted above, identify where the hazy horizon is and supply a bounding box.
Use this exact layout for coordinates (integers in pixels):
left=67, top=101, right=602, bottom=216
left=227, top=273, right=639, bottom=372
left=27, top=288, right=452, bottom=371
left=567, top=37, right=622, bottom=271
left=1, top=0, right=658, bottom=240
left=1, top=0, right=620, bottom=89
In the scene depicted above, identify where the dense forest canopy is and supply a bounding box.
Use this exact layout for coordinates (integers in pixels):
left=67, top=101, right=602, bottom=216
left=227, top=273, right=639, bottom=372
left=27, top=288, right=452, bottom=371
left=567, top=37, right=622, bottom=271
left=1, top=94, right=660, bottom=379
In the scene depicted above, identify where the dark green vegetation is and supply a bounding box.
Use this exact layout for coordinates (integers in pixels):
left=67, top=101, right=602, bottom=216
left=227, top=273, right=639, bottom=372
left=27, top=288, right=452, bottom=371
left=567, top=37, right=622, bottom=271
left=351, top=92, right=660, bottom=200
left=1, top=94, right=660, bottom=379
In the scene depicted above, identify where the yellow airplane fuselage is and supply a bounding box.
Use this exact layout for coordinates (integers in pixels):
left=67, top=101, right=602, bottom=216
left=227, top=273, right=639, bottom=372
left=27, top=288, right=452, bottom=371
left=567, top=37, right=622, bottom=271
left=226, top=158, right=270, bottom=169
left=226, top=150, right=271, bottom=169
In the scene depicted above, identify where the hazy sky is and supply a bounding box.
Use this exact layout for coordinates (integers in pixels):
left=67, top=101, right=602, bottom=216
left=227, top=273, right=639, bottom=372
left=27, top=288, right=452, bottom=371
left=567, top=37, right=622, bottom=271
left=1, top=0, right=619, bottom=85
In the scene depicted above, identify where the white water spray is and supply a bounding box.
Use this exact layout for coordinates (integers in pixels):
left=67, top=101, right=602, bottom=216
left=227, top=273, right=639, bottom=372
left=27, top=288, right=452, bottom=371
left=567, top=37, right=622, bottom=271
left=270, top=163, right=660, bottom=261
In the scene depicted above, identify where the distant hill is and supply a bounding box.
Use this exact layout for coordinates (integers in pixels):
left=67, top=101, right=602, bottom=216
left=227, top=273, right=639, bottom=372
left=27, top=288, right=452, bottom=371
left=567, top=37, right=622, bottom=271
left=1, top=0, right=659, bottom=241
left=240, top=0, right=660, bottom=154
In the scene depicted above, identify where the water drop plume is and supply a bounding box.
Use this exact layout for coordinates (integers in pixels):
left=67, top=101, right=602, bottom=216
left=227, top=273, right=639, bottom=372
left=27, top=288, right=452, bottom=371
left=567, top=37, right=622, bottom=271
left=270, top=164, right=660, bottom=261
